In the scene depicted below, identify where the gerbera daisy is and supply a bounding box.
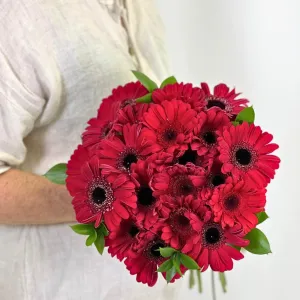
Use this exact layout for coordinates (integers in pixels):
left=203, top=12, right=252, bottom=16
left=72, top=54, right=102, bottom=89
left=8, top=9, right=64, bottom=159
left=107, top=216, right=144, bottom=261
left=131, top=160, right=170, bottom=227
left=191, top=109, right=230, bottom=157
left=66, top=155, right=137, bottom=229
left=161, top=195, right=211, bottom=250
left=209, top=179, right=266, bottom=233
left=141, top=100, right=197, bottom=154
left=97, top=123, right=152, bottom=173
left=152, top=82, right=205, bottom=111
left=183, top=223, right=249, bottom=272
left=114, top=103, right=149, bottom=132
left=97, top=81, right=148, bottom=120
left=82, top=117, right=114, bottom=151
left=218, top=122, right=280, bottom=187
left=201, top=82, right=248, bottom=117
left=124, top=231, right=168, bottom=287
left=151, top=164, right=206, bottom=198
left=176, top=146, right=211, bottom=168
left=146, top=151, right=175, bottom=173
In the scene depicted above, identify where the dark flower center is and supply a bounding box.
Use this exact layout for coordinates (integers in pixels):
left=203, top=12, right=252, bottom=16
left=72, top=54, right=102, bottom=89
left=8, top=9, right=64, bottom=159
left=205, top=227, right=221, bottom=244
left=170, top=210, right=192, bottom=236
left=202, top=223, right=224, bottom=249
left=150, top=241, right=165, bottom=258
left=211, top=173, right=226, bottom=187
left=92, top=187, right=106, bottom=205
left=120, top=99, right=135, bottom=109
left=129, top=225, right=139, bottom=238
left=224, top=195, right=240, bottom=211
left=206, top=98, right=226, bottom=110
left=123, top=153, right=138, bottom=169
left=137, top=186, right=156, bottom=207
left=163, top=129, right=177, bottom=141
left=235, top=148, right=252, bottom=165
left=171, top=175, right=195, bottom=196
left=178, top=147, right=198, bottom=165
left=202, top=131, right=217, bottom=145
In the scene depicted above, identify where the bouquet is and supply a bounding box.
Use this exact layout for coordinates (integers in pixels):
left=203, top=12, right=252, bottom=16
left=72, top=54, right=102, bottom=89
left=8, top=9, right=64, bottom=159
left=45, top=71, right=280, bottom=294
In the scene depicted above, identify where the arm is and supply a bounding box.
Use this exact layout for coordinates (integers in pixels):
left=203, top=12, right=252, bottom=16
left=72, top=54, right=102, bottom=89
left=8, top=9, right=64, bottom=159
left=0, top=168, right=75, bottom=225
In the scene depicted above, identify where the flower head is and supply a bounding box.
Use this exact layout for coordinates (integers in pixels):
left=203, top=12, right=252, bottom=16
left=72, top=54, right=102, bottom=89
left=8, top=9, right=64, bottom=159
left=66, top=154, right=136, bottom=229
left=141, top=100, right=197, bottom=154
left=218, top=122, right=280, bottom=187
left=209, top=179, right=266, bottom=233
left=201, top=83, right=248, bottom=117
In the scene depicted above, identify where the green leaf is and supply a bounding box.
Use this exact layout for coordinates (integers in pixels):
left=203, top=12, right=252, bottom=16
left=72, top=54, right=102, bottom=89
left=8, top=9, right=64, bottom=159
left=160, top=76, right=177, bottom=88
left=257, top=212, right=269, bottom=224
left=244, top=228, right=272, bottom=255
left=196, top=270, right=203, bottom=293
left=179, top=253, right=200, bottom=270
left=157, top=259, right=173, bottom=273
left=44, top=163, right=67, bottom=185
left=135, top=93, right=152, bottom=103
left=70, top=224, right=95, bottom=235
left=159, top=247, right=176, bottom=258
left=189, top=270, right=195, bottom=289
left=98, top=223, right=109, bottom=236
left=219, top=272, right=227, bottom=293
left=231, top=245, right=241, bottom=251
left=132, top=70, right=158, bottom=92
left=94, top=234, right=105, bottom=255
left=172, top=253, right=182, bottom=276
left=235, top=106, right=255, bottom=124
left=86, top=230, right=97, bottom=246
left=166, top=266, right=177, bottom=283
left=231, top=121, right=240, bottom=126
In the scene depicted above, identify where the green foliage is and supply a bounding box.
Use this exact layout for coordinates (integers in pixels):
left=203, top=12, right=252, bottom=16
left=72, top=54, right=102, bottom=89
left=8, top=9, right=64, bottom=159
left=44, top=163, right=67, bottom=184
left=245, top=228, right=272, bottom=255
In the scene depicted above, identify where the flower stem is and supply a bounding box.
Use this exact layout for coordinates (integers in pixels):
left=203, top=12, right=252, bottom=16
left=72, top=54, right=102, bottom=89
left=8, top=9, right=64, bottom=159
left=211, top=270, right=217, bottom=300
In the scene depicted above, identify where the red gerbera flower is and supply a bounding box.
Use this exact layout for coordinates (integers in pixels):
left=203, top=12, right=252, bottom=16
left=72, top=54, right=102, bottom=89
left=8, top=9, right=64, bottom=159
left=146, top=151, right=175, bottom=173
left=97, top=123, right=152, bottom=173
left=151, top=164, right=206, bottom=198
left=107, top=216, right=143, bottom=261
left=141, top=100, right=197, bottom=154
left=97, top=81, right=148, bottom=120
left=161, top=195, right=211, bottom=250
left=201, top=83, right=248, bottom=117
left=124, top=230, right=168, bottom=287
left=218, top=122, right=280, bottom=187
left=82, top=117, right=114, bottom=151
left=114, top=103, right=149, bottom=132
left=183, top=223, right=249, bottom=272
left=130, top=160, right=170, bottom=227
left=152, top=83, right=205, bottom=111
left=191, top=109, right=230, bottom=157
left=176, top=146, right=212, bottom=169
left=66, top=155, right=137, bottom=229
left=201, top=160, right=232, bottom=198
left=209, top=179, right=266, bottom=233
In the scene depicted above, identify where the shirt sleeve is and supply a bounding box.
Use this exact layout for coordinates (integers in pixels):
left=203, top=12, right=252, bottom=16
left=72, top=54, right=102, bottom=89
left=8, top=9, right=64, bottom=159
left=0, top=48, right=46, bottom=174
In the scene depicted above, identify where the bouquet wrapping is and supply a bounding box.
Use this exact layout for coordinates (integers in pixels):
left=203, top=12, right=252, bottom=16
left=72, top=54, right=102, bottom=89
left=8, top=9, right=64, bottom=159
left=45, top=72, right=280, bottom=292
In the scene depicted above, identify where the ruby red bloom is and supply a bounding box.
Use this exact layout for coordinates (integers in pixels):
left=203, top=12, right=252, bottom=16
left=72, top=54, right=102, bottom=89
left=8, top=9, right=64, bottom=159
left=141, top=100, right=197, bottom=154
left=66, top=155, right=137, bottom=229
left=209, top=180, right=266, bottom=233
left=107, top=216, right=143, bottom=261
left=151, top=164, right=206, bottom=198
left=176, top=146, right=212, bottom=169
left=97, top=81, right=148, bottom=121
left=191, top=109, right=230, bottom=157
left=97, top=123, right=152, bottom=173
left=183, top=223, right=249, bottom=272
left=146, top=151, right=175, bottom=173
left=152, top=83, right=205, bottom=111
left=201, top=83, right=248, bottom=117
left=218, top=122, right=280, bottom=187
left=82, top=117, right=114, bottom=151
left=161, top=195, right=211, bottom=250
left=124, top=230, right=167, bottom=287
left=130, top=160, right=170, bottom=227
left=114, top=103, right=149, bottom=132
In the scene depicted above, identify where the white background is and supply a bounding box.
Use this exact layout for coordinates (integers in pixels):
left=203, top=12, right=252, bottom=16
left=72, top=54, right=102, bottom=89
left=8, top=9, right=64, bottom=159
left=156, top=0, right=300, bottom=299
